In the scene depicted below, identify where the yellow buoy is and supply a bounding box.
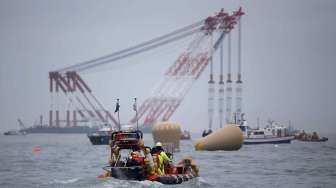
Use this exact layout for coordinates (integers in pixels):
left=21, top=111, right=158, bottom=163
left=194, top=124, right=243, bottom=151
left=152, top=121, right=182, bottom=151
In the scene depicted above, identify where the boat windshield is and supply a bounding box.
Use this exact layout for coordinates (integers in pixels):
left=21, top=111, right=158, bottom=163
left=239, top=126, right=246, bottom=132
left=253, top=131, right=265, bottom=135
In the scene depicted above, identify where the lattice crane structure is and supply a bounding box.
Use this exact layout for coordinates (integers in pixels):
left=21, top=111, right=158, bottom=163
left=48, top=8, right=244, bottom=130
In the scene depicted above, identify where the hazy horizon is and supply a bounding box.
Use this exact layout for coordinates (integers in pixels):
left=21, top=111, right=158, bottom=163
left=1, top=0, right=336, bottom=134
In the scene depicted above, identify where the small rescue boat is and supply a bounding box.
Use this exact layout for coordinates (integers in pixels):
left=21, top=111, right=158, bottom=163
left=100, top=130, right=199, bottom=184
left=180, top=130, right=191, bottom=140
left=295, top=131, right=328, bottom=142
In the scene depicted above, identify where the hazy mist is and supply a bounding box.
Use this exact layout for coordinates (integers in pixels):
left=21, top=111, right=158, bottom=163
left=1, top=0, right=336, bottom=133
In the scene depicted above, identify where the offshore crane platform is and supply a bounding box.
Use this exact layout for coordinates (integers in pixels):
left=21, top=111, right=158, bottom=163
left=25, top=8, right=245, bottom=133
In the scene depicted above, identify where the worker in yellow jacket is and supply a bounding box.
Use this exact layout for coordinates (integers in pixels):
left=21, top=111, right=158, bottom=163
left=151, top=142, right=172, bottom=175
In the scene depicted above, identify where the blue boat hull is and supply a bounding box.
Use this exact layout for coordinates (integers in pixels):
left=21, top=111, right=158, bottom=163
left=88, top=135, right=110, bottom=145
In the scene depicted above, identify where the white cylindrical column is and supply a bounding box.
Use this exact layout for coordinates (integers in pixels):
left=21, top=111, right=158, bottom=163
left=235, top=18, right=243, bottom=124
left=208, top=34, right=215, bottom=130
left=218, top=42, right=225, bottom=128
left=225, top=32, right=232, bottom=124
left=235, top=83, right=243, bottom=124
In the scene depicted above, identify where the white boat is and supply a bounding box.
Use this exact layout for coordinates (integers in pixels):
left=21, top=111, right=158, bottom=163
left=87, top=124, right=114, bottom=145
left=3, top=119, right=27, bottom=136
left=181, top=130, right=191, bottom=140
left=87, top=123, right=136, bottom=145
left=239, top=122, right=294, bottom=145
left=3, top=130, right=27, bottom=136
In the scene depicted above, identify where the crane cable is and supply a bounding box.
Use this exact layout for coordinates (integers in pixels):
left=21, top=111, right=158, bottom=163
left=56, top=20, right=204, bottom=73
left=70, top=28, right=202, bottom=73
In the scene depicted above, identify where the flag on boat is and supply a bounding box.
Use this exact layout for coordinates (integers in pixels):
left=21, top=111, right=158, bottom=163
left=133, top=98, right=137, bottom=111
left=114, top=99, right=120, bottom=113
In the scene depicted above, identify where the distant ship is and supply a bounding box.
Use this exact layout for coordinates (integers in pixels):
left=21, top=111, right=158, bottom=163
left=23, top=125, right=99, bottom=134
left=24, top=122, right=152, bottom=135
left=88, top=124, right=151, bottom=145
left=3, top=119, right=27, bottom=136
left=21, top=115, right=100, bottom=134
left=295, top=131, right=328, bottom=142
left=242, top=128, right=294, bottom=144
left=239, top=121, right=294, bottom=144
left=181, top=130, right=191, bottom=140
left=88, top=126, right=113, bottom=145
left=3, top=130, right=27, bottom=136
left=20, top=109, right=154, bottom=135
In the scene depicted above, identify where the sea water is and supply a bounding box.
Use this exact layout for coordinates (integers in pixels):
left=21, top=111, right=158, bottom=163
left=0, top=133, right=335, bottom=188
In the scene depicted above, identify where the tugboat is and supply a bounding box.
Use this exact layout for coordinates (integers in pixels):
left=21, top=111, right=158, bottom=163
left=100, top=130, right=199, bottom=184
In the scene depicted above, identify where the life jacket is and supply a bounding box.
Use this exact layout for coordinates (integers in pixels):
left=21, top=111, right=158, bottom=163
left=132, top=156, right=144, bottom=164
left=144, top=153, right=154, bottom=168
left=126, top=152, right=144, bottom=167
left=131, top=151, right=144, bottom=163
left=159, top=151, right=171, bottom=164
left=144, top=154, right=158, bottom=180
left=164, top=163, right=177, bottom=175
left=153, top=153, right=164, bottom=175
left=115, top=133, right=123, bottom=140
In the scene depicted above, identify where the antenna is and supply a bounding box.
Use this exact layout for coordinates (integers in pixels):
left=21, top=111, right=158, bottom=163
left=114, top=99, right=121, bottom=131
left=133, top=98, right=139, bottom=131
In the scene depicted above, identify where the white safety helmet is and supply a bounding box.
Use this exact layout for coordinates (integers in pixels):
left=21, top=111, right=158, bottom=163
left=155, top=142, right=162, bottom=147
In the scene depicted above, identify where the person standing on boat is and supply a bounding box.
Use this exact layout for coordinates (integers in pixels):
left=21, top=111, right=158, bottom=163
left=143, top=147, right=158, bottom=179
left=109, top=145, right=121, bottom=166
left=152, top=142, right=171, bottom=163
left=151, top=142, right=171, bottom=175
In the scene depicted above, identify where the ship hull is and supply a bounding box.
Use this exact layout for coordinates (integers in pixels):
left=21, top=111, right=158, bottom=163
left=244, top=136, right=294, bottom=145
left=88, top=135, right=110, bottom=145
left=3, top=131, right=26, bottom=136
left=22, top=126, right=98, bottom=134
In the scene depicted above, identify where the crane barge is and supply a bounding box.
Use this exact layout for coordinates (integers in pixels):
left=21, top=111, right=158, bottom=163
left=27, top=8, right=244, bottom=136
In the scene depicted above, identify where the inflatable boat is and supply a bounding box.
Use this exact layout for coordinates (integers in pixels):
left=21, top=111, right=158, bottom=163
left=100, top=130, right=199, bottom=184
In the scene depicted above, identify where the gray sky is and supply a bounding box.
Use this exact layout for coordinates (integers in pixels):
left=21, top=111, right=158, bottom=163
left=0, top=0, right=336, bottom=133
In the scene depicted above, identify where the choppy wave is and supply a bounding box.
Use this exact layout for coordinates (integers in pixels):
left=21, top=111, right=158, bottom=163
left=1, top=134, right=336, bottom=188
left=52, top=178, right=80, bottom=184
